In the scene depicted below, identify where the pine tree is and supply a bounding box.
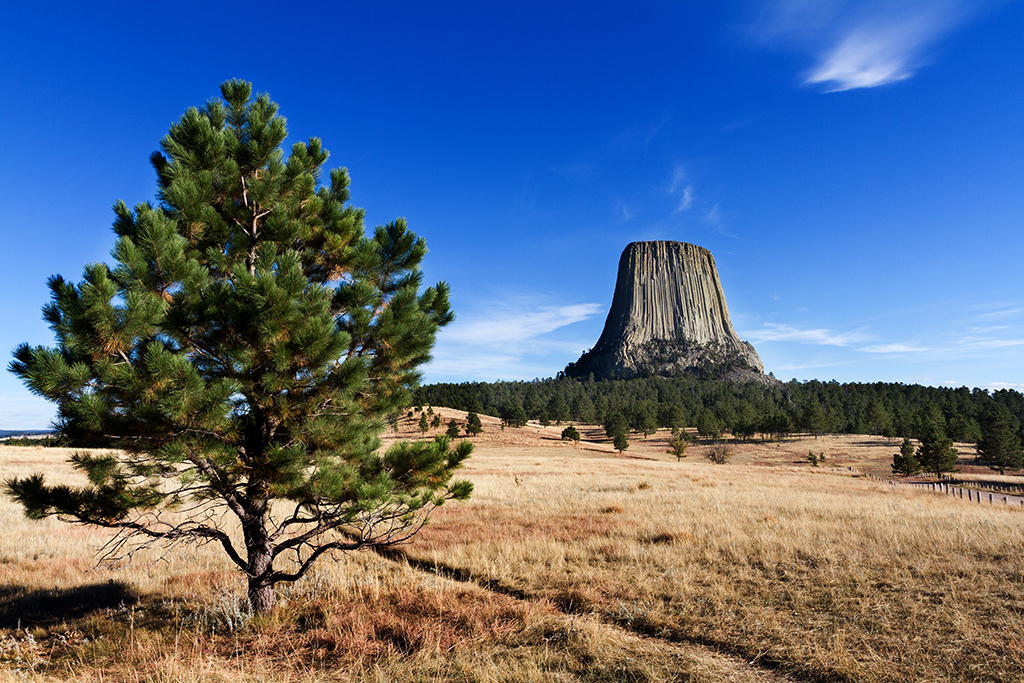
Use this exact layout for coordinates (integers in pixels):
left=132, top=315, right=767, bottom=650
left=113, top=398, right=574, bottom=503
left=501, top=398, right=528, bottom=428
left=891, top=437, right=922, bottom=477
left=667, top=433, right=690, bottom=461
left=977, top=408, right=1023, bottom=475
left=696, top=409, right=721, bottom=442
left=560, top=425, right=581, bottom=444
left=6, top=81, right=472, bottom=615
left=613, top=429, right=629, bottom=454
left=603, top=411, right=628, bottom=439
left=916, top=430, right=958, bottom=478
left=465, top=411, right=483, bottom=436
left=418, top=412, right=430, bottom=435
left=630, top=400, right=658, bottom=437
left=446, top=418, right=461, bottom=439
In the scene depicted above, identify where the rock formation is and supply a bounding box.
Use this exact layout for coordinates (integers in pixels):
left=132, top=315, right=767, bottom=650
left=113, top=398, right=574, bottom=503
left=564, top=241, right=768, bottom=381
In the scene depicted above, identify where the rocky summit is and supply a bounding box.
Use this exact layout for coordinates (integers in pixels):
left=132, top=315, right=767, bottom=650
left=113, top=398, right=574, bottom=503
left=564, top=241, right=768, bottom=382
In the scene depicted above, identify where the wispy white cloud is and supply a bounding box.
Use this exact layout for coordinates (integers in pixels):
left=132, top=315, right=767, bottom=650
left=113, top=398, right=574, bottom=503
left=750, top=0, right=995, bottom=92
left=742, top=322, right=873, bottom=346
left=960, top=338, right=1024, bottom=349
left=667, top=166, right=695, bottom=212
left=426, top=300, right=603, bottom=381
left=972, top=308, right=1023, bottom=321
left=443, top=303, right=602, bottom=346
left=860, top=342, right=930, bottom=353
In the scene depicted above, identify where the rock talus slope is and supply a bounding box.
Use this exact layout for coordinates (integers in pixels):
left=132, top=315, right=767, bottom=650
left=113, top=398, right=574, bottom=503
left=565, top=241, right=767, bottom=381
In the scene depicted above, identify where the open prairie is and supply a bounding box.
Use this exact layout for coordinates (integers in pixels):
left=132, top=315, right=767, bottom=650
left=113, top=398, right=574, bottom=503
left=2, top=413, right=1023, bottom=682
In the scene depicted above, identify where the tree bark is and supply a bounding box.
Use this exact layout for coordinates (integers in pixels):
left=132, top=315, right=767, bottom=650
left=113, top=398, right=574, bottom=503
left=242, top=503, right=276, bottom=614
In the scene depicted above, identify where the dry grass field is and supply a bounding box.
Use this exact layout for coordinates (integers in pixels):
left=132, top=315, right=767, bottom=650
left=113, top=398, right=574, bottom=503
left=2, top=412, right=1023, bottom=682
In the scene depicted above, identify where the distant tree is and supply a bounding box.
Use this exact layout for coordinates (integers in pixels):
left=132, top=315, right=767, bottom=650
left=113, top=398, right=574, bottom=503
left=418, top=412, right=430, bottom=435
left=547, top=394, right=570, bottom=425
left=667, top=433, right=691, bottom=461
left=430, top=414, right=441, bottom=429
left=501, top=398, right=528, bottom=428
left=630, top=400, right=658, bottom=437
left=446, top=418, right=461, bottom=439
left=977, top=408, right=1023, bottom=475
left=696, top=409, right=721, bottom=442
left=538, top=410, right=550, bottom=428
left=613, top=429, right=629, bottom=454
left=658, top=403, right=686, bottom=432
left=807, top=451, right=819, bottom=467
left=522, top=385, right=543, bottom=419
left=891, top=437, right=921, bottom=477
left=604, top=412, right=629, bottom=440
left=465, top=411, right=483, bottom=436
left=917, top=430, right=958, bottom=478
left=571, top=393, right=596, bottom=424
left=866, top=400, right=894, bottom=437
left=560, top=425, right=581, bottom=444
left=799, top=401, right=827, bottom=438
left=4, top=81, right=471, bottom=615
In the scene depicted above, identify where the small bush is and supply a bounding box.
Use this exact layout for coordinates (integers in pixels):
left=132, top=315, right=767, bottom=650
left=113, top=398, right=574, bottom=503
left=704, top=444, right=732, bottom=464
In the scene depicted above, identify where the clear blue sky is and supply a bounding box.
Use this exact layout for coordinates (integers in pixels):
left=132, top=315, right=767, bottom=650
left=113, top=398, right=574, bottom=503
left=2, top=1, right=1022, bottom=429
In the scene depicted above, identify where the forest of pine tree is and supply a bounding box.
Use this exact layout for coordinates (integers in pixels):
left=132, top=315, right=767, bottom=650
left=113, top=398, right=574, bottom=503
left=415, top=375, right=1024, bottom=458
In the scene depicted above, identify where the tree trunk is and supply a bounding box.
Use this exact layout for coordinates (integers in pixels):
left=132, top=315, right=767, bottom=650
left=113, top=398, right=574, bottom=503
left=248, top=574, right=276, bottom=615
left=242, top=505, right=276, bottom=614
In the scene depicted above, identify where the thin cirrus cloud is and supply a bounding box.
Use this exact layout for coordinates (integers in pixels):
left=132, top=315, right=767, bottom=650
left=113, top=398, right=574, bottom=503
left=742, top=322, right=873, bottom=346
left=751, top=0, right=993, bottom=92
left=667, top=166, right=695, bottom=212
left=425, top=301, right=604, bottom=380
left=860, top=342, right=931, bottom=353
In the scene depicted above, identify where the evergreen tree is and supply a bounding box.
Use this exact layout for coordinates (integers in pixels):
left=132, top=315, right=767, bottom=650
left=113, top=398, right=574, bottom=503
left=613, top=429, right=629, bottom=454
left=465, top=411, right=483, bottom=436
left=630, top=400, right=658, bottom=437
left=560, top=425, right=581, bottom=444
left=916, top=430, right=958, bottom=478
left=572, top=392, right=596, bottom=423
left=799, top=401, right=827, bottom=438
left=667, top=433, right=690, bottom=461
left=604, top=411, right=628, bottom=439
left=6, top=81, right=472, bottom=615
left=501, top=397, right=528, bottom=428
left=696, top=408, right=721, bottom=441
left=547, top=394, right=569, bottom=425
left=418, top=412, right=430, bottom=435
left=891, top=437, right=921, bottom=477
left=977, top=408, right=1023, bottom=474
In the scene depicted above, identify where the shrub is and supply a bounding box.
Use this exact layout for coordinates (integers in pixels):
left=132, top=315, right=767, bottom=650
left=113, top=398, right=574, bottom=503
left=704, top=443, right=732, bottom=464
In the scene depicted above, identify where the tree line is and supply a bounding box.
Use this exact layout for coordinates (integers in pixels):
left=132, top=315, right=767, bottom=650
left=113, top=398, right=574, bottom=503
left=414, top=375, right=1024, bottom=471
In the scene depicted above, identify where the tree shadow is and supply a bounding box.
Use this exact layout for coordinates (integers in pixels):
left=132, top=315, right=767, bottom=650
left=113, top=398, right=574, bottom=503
left=0, top=580, right=137, bottom=628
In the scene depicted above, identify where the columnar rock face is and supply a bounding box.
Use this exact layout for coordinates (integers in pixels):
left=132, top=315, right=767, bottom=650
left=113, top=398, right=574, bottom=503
left=565, top=241, right=766, bottom=381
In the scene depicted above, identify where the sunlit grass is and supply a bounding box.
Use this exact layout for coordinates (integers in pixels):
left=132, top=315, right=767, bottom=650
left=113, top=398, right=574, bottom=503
left=2, top=436, right=1023, bottom=682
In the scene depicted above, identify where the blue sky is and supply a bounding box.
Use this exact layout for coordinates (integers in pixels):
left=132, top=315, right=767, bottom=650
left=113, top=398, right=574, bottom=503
left=2, top=1, right=1022, bottom=429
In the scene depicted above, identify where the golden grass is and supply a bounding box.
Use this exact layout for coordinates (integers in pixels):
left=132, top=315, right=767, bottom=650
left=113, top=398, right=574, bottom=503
left=3, top=433, right=1024, bottom=682
left=403, top=444, right=1024, bottom=681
